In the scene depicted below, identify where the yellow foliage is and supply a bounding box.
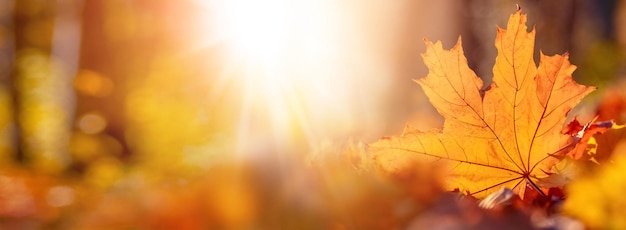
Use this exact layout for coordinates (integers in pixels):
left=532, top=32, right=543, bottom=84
left=563, top=141, right=626, bottom=229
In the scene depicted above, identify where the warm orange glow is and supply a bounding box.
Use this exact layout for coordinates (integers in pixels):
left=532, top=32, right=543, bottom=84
left=73, top=69, right=114, bottom=98
left=5, top=1, right=623, bottom=228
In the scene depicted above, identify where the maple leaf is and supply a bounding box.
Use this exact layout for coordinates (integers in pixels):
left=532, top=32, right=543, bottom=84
left=370, top=9, right=595, bottom=198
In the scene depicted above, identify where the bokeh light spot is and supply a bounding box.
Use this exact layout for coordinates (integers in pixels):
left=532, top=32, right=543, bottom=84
left=77, top=112, right=107, bottom=134
left=46, top=186, right=75, bottom=207
left=73, top=69, right=114, bottom=98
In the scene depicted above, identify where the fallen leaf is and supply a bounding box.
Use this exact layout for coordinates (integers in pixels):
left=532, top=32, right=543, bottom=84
left=561, top=118, right=623, bottom=161
left=370, top=9, right=594, bottom=198
left=591, top=86, right=626, bottom=162
left=406, top=192, right=535, bottom=230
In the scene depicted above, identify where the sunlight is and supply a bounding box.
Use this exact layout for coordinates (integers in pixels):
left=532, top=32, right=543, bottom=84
left=214, top=1, right=288, bottom=65
left=208, top=0, right=310, bottom=153
left=191, top=0, right=392, bottom=155
left=194, top=1, right=329, bottom=148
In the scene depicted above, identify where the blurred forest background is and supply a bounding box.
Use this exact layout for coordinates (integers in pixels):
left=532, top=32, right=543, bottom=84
left=0, top=0, right=625, bottom=229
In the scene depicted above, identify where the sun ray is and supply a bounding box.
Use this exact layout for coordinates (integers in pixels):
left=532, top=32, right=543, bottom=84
left=185, top=0, right=394, bottom=158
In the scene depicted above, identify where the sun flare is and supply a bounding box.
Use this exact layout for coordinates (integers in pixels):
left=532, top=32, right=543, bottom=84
left=191, top=0, right=392, bottom=155
left=207, top=1, right=312, bottom=151
left=214, top=1, right=289, bottom=65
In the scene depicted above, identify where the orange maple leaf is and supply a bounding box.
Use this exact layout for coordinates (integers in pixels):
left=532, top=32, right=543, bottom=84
left=370, top=9, right=595, bottom=198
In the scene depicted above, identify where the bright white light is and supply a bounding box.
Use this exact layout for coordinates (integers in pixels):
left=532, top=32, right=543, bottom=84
left=191, top=0, right=393, bottom=154
left=209, top=0, right=289, bottom=66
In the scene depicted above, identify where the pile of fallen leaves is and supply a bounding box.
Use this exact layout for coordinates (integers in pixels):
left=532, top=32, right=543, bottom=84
left=369, top=9, right=626, bottom=229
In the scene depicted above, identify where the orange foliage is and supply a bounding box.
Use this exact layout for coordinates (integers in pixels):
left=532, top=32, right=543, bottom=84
left=370, top=10, right=595, bottom=198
